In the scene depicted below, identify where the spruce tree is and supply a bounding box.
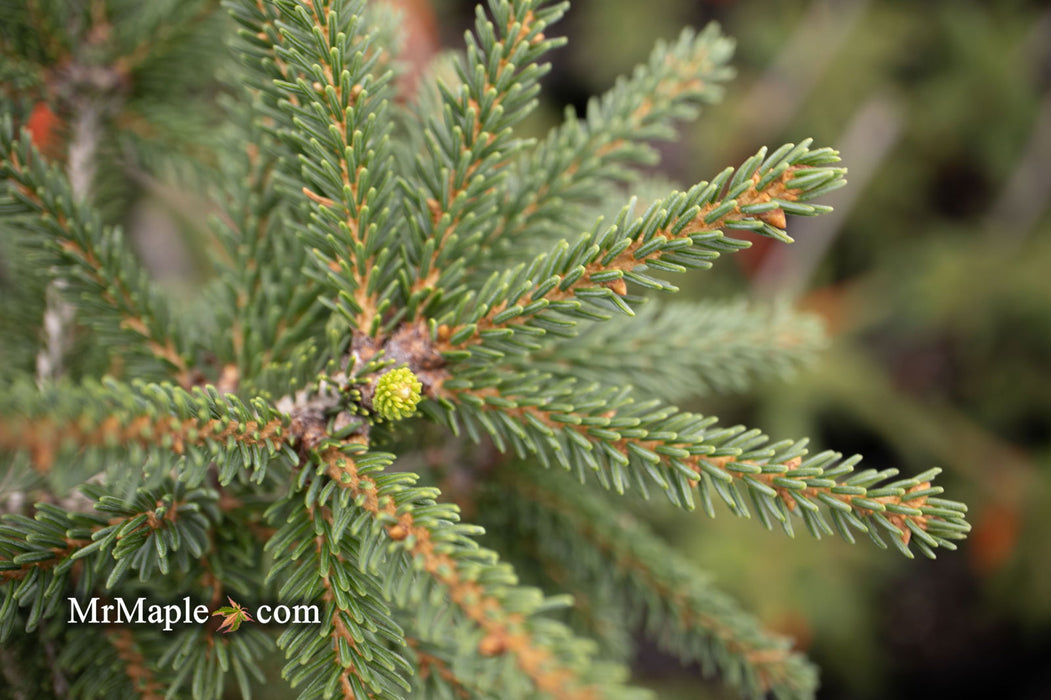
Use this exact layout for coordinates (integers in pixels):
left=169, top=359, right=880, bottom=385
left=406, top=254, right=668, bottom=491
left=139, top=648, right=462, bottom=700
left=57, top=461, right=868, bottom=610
left=0, top=1, right=970, bottom=698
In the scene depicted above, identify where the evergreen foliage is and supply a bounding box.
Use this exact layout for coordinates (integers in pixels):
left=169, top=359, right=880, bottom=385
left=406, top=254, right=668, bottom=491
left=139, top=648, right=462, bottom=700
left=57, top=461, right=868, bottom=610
left=0, top=1, right=970, bottom=698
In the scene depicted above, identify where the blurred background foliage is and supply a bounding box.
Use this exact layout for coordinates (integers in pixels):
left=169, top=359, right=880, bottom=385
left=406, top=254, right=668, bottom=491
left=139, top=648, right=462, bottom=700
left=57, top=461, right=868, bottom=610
left=429, top=0, right=1051, bottom=697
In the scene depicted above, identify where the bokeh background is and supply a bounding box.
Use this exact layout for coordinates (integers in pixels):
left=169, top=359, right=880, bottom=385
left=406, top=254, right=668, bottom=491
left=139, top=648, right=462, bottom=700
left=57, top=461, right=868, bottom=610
left=424, top=0, right=1051, bottom=697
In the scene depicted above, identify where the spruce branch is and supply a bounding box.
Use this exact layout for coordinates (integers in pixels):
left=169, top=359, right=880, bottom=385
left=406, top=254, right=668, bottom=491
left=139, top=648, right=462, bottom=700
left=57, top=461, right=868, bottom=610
left=265, top=490, right=410, bottom=699
left=405, top=636, right=478, bottom=699
left=0, top=502, right=100, bottom=601
left=117, top=0, right=225, bottom=76
left=0, top=378, right=291, bottom=480
left=2, top=482, right=233, bottom=641
left=434, top=375, right=969, bottom=557
left=227, top=0, right=400, bottom=335
left=402, top=0, right=568, bottom=318
left=492, top=465, right=818, bottom=700
left=298, top=437, right=645, bottom=699
left=66, top=624, right=269, bottom=700
left=435, top=141, right=845, bottom=362
left=158, top=627, right=273, bottom=699
left=104, top=626, right=166, bottom=700
left=54, top=625, right=159, bottom=699
left=1, top=481, right=269, bottom=696
left=0, top=122, right=192, bottom=383
left=524, top=300, right=825, bottom=400
left=73, top=483, right=220, bottom=586
left=205, top=130, right=325, bottom=380
left=309, top=543, right=393, bottom=699
left=482, top=23, right=736, bottom=268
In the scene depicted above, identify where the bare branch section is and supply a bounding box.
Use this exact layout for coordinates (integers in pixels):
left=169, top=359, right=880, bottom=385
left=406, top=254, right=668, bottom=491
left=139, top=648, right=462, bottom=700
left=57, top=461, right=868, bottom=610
left=35, top=280, right=75, bottom=385
left=36, top=99, right=98, bottom=382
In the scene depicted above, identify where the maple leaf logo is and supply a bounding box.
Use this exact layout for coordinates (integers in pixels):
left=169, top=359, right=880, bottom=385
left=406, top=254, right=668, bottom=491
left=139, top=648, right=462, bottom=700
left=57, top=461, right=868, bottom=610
left=211, top=597, right=253, bottom=633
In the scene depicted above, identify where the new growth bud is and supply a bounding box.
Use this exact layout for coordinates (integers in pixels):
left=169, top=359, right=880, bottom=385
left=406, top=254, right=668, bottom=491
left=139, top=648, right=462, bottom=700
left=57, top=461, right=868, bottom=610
left=373, top=367, right=423, bottom=421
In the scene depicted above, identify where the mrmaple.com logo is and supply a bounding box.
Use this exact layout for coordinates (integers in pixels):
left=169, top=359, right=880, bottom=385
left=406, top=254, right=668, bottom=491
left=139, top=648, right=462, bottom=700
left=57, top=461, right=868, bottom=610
left=67, top=596, right=320, bottom=632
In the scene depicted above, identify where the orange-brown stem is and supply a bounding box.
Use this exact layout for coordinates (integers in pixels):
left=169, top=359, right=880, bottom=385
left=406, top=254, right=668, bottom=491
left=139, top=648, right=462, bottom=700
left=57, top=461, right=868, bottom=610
left=318, top=444, right=601, bottom=699
left=439, top=166, right=805, bottom=353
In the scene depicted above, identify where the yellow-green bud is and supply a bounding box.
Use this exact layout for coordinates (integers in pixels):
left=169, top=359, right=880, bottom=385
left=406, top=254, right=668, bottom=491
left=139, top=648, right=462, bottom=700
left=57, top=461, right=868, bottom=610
left=373, top=367, right=422, bottom=421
